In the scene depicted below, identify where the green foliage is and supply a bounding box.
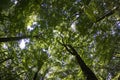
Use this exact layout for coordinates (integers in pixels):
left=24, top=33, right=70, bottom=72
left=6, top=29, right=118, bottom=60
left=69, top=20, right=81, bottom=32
left=0, top=0, right=120, bottom=80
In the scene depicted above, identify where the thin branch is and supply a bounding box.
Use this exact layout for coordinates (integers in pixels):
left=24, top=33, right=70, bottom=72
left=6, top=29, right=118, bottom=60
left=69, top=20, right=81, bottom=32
left=67, top=45, right=78, bottom=56
left=0, top=57, right=13, bottom=64
left=33, top=62, right=44, bottom=80
left=96, top=6, right=119, bottom=22
left=0, top=35, right=40, bottom=42
left=33, top=69, right=40, bottom=80
left=40, top=68, right=50, bottom=80
left=58, top=41, right=73, bottom=55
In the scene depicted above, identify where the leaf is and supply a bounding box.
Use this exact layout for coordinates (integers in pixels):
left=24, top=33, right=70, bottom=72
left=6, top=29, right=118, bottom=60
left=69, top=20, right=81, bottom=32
left=84, top=6, right=96, bottom=22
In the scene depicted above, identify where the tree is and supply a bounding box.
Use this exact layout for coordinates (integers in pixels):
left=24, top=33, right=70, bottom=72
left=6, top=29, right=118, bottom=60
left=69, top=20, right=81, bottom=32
left=0, top=0, right=120, bottom=80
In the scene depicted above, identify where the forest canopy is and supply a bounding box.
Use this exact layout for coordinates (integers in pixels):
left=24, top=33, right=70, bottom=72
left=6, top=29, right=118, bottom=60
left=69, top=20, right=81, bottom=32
left=0, top=0, right=120, bottom=80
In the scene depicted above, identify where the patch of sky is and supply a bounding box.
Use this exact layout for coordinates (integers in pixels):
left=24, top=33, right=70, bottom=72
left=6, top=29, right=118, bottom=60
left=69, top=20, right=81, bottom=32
left=27, top=21, right=39, bottom=31
left=3, top=43, right=8, bottom=49
left=19, top=39, right=30, bottom=49
left=71, top=21, right=77, bottom=32
left=116, top=21, right=120, bottom=29
left=11, top=0, right=18, bottom=4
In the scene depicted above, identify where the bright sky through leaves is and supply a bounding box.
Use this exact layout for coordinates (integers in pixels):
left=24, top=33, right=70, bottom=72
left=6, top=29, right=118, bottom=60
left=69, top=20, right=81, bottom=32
left=19, top=39, right=30, bottom=49
left=0, top=0, right=120, bottom=79
left=19, top=39, right=25, bottom=49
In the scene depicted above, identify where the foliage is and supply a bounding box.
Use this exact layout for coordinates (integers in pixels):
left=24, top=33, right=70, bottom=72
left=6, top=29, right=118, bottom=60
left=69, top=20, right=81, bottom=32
left=0, top=0, right=120, bottom=80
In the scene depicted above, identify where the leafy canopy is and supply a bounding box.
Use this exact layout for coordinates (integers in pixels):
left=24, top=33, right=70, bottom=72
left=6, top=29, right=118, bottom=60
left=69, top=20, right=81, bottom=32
left=0, top=0, right=120, bottom=80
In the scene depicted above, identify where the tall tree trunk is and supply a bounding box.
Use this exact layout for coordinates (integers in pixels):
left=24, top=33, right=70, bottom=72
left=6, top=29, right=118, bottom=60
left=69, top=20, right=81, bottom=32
left=75, top=54, right=98, bottom=80
left=61, top=43, right=98, bottom=80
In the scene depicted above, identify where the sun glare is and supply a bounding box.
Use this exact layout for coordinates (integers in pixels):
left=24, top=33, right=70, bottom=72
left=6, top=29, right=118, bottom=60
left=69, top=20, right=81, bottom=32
left=19, top=39, right=25, bottom=49
left=71, top=21, right=77, bottom=32
left=19, top=39, right=30, bottom=49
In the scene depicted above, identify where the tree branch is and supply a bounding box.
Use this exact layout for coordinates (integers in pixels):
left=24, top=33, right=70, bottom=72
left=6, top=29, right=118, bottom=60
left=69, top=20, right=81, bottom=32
left=0, top=35, right=40, bottom=42
left=0, top=57, right=13, bottom=64
left=33, top=62, right=44, bottom=80
left=33, top=69, right=40, bottom=80
left=96, top=6, right=119, bottom=22
left=58, top=41, right=74, bottom=55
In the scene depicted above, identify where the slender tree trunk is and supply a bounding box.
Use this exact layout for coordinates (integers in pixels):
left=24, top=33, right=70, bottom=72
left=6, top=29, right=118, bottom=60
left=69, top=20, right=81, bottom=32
left=33, top=69, right=40, bottom=80
left=75, top=54, right=98, bottom=80
left=61, top=43, right=98, bottom=80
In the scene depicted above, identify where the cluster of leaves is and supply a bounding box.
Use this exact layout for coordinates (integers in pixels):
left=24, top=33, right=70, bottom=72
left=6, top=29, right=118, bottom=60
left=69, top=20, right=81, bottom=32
left=0, top=0, right=120, bottom=80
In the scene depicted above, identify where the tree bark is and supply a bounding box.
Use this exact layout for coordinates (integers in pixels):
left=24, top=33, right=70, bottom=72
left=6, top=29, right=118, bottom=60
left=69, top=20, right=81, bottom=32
left=62, top=44, right=98, bottom=80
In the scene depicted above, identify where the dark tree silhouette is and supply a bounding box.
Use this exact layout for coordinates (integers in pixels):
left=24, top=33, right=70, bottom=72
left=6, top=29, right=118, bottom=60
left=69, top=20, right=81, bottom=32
left=0, top=35, right=40, bottom=42
left=59, top=42, right=98, bottom=80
